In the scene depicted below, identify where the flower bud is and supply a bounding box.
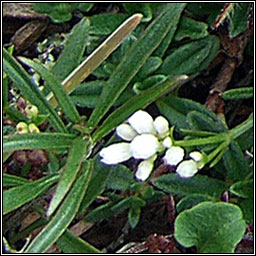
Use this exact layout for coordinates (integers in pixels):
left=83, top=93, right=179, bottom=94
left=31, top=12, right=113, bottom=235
left=189, top=151, right=204, bottom=169
left=28, top=123, right=40, bottom=133
left=163, top=146, right=184, bottom=166
left=162, top=136, right=172, bottom=148
left=116, top=123, right=137, bottom=141
left=16, top=122, right=28, bottom=134
left=153, top=116, right=169, bottom=137
left=25, top=104, right=39, bottom=118
left=176, top=160, right=198, bottom=178
left=99, top=143, right=132, bottom=164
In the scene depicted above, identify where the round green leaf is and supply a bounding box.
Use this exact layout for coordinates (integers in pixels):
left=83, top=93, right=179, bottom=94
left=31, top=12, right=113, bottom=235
left=174, top=202, right=246, bottom=253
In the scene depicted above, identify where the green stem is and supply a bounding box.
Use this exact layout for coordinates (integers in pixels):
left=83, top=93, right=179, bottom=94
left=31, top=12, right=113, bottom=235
left=174, top=133, right=227, bottom=147
left=206, top=141, right=228, bottom=164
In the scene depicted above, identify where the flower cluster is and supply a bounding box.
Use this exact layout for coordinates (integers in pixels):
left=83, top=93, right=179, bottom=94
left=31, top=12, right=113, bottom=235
left=99, top=110, right=204, bottom=181
left=16, top=104, right=40, bottom=134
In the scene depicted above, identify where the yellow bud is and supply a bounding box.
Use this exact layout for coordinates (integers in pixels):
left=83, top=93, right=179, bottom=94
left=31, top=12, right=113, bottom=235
left=16, top=122, right=28, bottom=134
left=28, top=123, right=40, bottom=133
left=25, top=104, right=39, bottom=118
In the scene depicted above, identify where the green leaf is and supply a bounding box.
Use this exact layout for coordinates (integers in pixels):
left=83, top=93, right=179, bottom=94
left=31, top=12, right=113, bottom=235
left=153, top=4, right=187, bottom=58
left=229, top=179, right=253, bottom=198
left=158, top=35, right=219, bottom=77
left=157, top=95, right=224, bottom=131
left=176, top=194, right=214, bottom=213
left=134, top=74, right=167, bottom=92
left=3, top=48, right=67, bottom=132
left=128, top=206, right=141, bottom=229
left=51, top=18, right=90, bottom=82
left=229, top=3, right=251, bottom=38
left=48, top=14, right=142, bottom=107
left=19, top=57, right=80, bottom=124
left=32, top=3, right=72, bottom=23
left=174, top=202, right=246, bottom=253
left=57, top=229, right=100, bottom=253
left=88, top=4, right=186, bottom=129
left=135, top=56, right=163, bottom=80
left=90, top=13, right=128, bottom=35
left=3, top=133, right=76, bottom=152
left=222, top=87, right=253, bottom=100
left=70, top=80, right=105, bottom=108
left=106, top=164, right=134, bottom=191
left=236, top=126, right=253, bottom=151
left=77, top=158, right=111, bottom=216
left=76, top=3, right=94, bottom=13
left=152, top=173, right=227, bottom=198
left=222, top=142, right=249, bottom=182
left=47, top=137, right=89, bottom=216
left=3, top=174, right=59, bottom=214
left=4, top=106, right=29, bottom=123
left=111, top=196, right=146, bottom=214
left=3, top=173, right=30, bottom=187
left=187, top=111, right=226, bottom=133
left=174, top=17, right=209, bottom=41
left=123, top=3, right=153, bottom=22
left=24, top=160, right=93, bottom=253
left=92, top=75, right=188, bottom=143
left=85, top=201, right=116, bottom=223
left=237, top=197, right=253, bottom=223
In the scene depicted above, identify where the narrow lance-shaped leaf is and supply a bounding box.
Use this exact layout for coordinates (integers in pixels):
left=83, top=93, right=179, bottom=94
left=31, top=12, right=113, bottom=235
left=47, top=137, right=89, bottom=217
left=3, top=133, right=76, bottom=152
left=3, top=174, right=59, bottom=214
left=92, top=75, right=188, bottom=143
left=152, top=173, right=227, bottom=198
left=3, top=48, right=67, bottom=133
left=88, top=4, right=187, bottom=129
left=3, top=173, right=30, bottom=187
left=24, top=160, right=93, bottom=253
left=48, top=14, right=143, bottom=107
left=57, top=229, right=100, bottom=253
left=77, top=157, right=111, bottom=215
left=52, top=18, right=90, bottom=81
left=19, top=57, right=80, bottom=123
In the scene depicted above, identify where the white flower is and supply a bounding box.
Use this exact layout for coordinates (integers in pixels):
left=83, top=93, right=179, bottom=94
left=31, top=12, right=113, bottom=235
left=116, top=123, right=137, bottom=141
left=135, top=155, right=157, bottom=181
left=164, top=146, right=184, bottom=165
left=99, top=143, right=132, bottom=164
left=162, top=136, right=172, bottom=148
left=189, top=151, right=204, bottom=169
left=128, top=110, right=156, bottom=134
left=130, top=134, right=160, bottom=159
left=153, top=116, right=169, bottom=137
left=176, top=160, right=198, bottom=178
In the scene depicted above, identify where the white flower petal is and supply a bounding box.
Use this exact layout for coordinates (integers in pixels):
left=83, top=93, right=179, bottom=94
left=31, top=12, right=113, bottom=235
left=164, top=146, right=184, bottom=165
left=99, top=143, right=132, bottom=164
left=130, top=134, right=160, bottom=159
left=116, top=123, right=137, bottom=141
left=128, top=110, right=156, bottom=134
left=135, top=160, right=154, bottom=181
left=176, top=160, right=198, bottom=178
left=189, top=151, right=204, bottom=169
left=162, top=136, right=173, bottom=148
left=153, top=116, right=169, bottom=137
left=189, top=151, right=203, bottom=162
